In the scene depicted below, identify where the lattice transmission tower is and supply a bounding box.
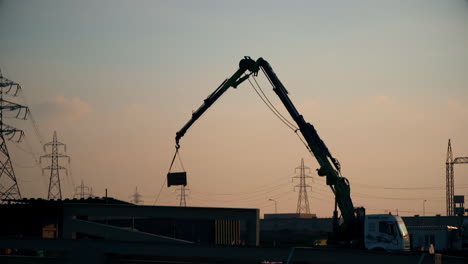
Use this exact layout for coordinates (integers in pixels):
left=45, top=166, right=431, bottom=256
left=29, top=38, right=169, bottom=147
left=293, top=158, right=312, bottom=214
left=40, top=131, right=70, bottom=200
left=176, top=186, right=188, bottom=207
left=131, top=186, right=143, bottom=204
left=446, top=139, right=468, bottom=216
left=74, top=180, right=93, bottom=199
left=446, top=139, right=454, bottom=216
left=0, top=69, right=29, bottom=201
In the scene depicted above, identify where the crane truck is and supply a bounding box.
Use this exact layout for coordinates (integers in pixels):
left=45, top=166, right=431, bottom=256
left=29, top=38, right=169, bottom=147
left=173, top=57, right=410, bottom=251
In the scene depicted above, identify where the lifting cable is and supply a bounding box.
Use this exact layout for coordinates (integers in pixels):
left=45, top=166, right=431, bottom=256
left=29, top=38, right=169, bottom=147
left=154, top=147, right=185, bottom=205
left=11, top=160, right=37, bottom=169
left=11, top=136, right=48, bottom=190
left=247, top=75, right=313, bottom=155
left=166, top=147, right=186, bottom=173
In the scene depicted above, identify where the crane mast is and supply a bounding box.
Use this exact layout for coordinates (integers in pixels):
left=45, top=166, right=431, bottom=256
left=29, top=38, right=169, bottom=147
left=175, top=57, right=360, bottom=241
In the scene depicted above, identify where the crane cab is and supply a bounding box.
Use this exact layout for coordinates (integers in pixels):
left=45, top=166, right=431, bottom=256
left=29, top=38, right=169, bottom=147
left=364, top=214, right=410, bottom=251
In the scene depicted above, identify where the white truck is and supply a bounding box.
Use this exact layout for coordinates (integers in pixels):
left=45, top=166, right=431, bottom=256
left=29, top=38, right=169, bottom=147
left=364, top=214, right=410, bottom=250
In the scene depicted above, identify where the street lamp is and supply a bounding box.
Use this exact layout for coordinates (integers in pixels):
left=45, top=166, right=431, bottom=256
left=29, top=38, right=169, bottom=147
left=269, top=198, right=277, bottom=214
left=423, top=200, right=427, bottom=216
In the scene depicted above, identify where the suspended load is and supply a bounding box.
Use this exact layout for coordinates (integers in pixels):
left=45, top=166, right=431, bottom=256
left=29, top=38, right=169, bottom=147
left=167, top=171, right=187, bottom=187
left=166, top=147, right=187, bottom=187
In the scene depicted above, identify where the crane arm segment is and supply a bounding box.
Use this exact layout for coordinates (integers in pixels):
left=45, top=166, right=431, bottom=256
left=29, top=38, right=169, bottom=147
left=255, top=58, right=356, bottom=228
left=175, top=57, right=259, bottom=148
left=173, top=56, right=357, bottom=234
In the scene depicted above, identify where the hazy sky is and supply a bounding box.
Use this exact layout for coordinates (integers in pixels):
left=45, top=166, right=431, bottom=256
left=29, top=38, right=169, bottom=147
left=1, top=0, right=467, bottom=217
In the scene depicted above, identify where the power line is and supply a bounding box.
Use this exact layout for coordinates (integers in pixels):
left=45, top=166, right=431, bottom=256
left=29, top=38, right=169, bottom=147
left=352, top=193, right=443, bottom=201
left=10, top=137, right=48, bottom=192
left=191, top=177, right=292, bottom=196
left=17, top=89, right=45, bottom=145
left=190, top=185, right=296, bottom=204
left=352, top=182, right=449, bottom=190
left=190, top=189, right=294, bottom=205
left=190, top=183, right=291, bottom=203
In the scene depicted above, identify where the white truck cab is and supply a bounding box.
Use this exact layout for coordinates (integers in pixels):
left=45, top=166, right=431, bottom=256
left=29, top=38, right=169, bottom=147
left=364, top=214, right=410, bottom=250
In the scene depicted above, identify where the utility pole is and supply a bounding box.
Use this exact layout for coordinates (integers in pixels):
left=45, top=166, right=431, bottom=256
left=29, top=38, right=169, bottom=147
left=423, top=200, right=427, bottom=216
left=131, top=186, right=143, bottom=204
left=268, top=198, right=279, bottom=247
left=0, top=70, right=29, bottom=201
left=269, top=198, right=277, bottom=214
left=40, top=131, right=70, bottom=200
left=293, top=158, right=312, bottom=214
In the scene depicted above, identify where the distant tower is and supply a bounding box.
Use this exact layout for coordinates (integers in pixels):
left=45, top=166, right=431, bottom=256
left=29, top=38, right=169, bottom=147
left=131, top=186, right=143, bottom=204
left=40, top=131, right=70, bottom=200
left=73, top=180, right=93, bottom=199
left=177, top=186, right=188, bottom=207
left=293, top=158, right=312, bottom=214
left=446, top=139, right=468, bottom=216
left=446, top=139, right=454, bottom=216
left=0, top=69, right=29, bottom=201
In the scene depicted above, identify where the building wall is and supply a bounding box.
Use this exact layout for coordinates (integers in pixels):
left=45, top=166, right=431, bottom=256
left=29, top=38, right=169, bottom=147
left=402, top=216, right=466, bottom=228
left=0, top=199, right=259, bottom=246
left=260, top=217, right=332, bottom=246
left=407, top=227, right=461, bottom=251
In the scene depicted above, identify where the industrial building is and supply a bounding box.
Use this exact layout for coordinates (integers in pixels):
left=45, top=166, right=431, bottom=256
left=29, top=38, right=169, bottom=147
left=407, top=225, right=460, bottom=251
left=402, top=215, right=466, bottom=251
left=1, top=199, right=468, bottom=263
left=0, top=198, right=259, bottom=246
left=0, top=197, right=261, bottom=263
left=261, top=213, right=329, bottom=246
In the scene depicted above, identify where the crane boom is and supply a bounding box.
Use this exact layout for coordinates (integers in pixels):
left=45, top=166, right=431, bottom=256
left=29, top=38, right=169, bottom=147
left=175, top=58, right=259, bottom=148
left=255, top=58, right=356, bottom=230
left=174, top=57, right=359, bottom=240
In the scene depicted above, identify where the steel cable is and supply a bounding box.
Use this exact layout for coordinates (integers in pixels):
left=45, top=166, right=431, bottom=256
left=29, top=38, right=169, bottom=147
left=251, top=76, right=298, bottom=129
left=247, top=76, right=314, bottom=156
left=18, top=89, right=45, bottom=145
left=247, top=77, right=296, bottom=131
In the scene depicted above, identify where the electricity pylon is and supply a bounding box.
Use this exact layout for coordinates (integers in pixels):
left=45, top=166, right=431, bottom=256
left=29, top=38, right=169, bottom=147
left=40, top=131, right=70, bottom=200
left=446, top=139, right=468, bottom=216
left=0, top=69, right=29, bottom=201
left=446, top=139, right=454, bottom=216
left=176, top=186, right=189, bottom=207
left=293, top=158, right=312, bottom=214
left=74, top=180, right=93, bottom=199
left=131, top=186, right=143, bottom=204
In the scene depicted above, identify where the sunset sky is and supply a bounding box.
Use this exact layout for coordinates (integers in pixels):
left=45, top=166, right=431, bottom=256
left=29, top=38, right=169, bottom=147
left=1, top=0, right=467, bottom=217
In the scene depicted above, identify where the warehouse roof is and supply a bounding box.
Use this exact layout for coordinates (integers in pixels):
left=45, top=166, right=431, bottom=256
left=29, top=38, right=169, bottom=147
left=1, top=197, right=131, bottom=205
